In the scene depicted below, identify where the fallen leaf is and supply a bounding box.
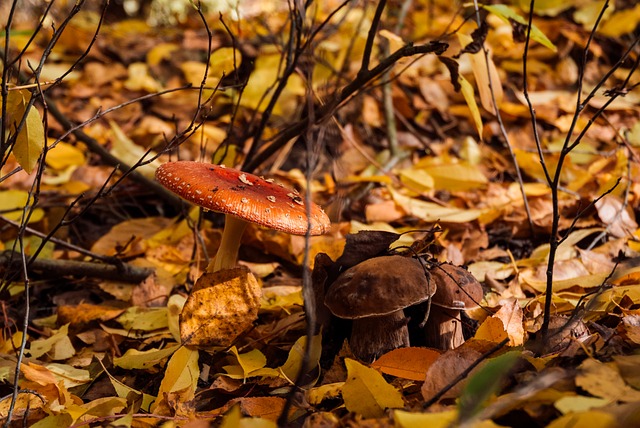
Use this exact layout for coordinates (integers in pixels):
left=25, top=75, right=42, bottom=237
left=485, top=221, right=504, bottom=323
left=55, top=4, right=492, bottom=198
left=342, top=358, right=404, bottom=418
left=575, top=358, right=640, bottom=402
left=151, top=346, right=200, bottom=414
left=180, top=266, right=261, bottom=347
left=372, top=347, right=441, bottom=381
left=113, top=345, right=178, bottom=370
left=421, top=346, right=483, bottom=401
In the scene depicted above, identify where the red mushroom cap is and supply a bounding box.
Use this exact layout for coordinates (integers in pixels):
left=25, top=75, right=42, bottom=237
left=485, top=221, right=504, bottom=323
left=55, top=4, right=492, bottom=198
left=156, top=161, right=330, bottom=235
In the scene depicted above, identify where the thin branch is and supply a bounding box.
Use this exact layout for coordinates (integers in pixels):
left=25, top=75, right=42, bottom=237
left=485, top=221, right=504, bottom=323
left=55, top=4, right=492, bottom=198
left=243, top=40, right=448, bottom=172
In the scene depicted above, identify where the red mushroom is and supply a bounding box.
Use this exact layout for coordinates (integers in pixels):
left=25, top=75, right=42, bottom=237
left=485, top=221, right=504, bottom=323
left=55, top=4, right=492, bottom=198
left=156, top=161, right=330, bottom=272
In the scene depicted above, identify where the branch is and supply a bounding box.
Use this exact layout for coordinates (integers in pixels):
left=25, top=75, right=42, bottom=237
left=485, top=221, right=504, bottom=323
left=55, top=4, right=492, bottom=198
left=243, top=40, right=448, bottom=172
left=0, top=251, right=154, bottom=283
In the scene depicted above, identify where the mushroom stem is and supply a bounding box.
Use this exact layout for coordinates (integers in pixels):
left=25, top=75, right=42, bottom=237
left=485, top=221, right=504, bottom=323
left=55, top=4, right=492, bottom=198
left=424, top=306, right=464, bottom=350
left=209, top=214, right=248, bottom=272
left=349, top=311, right=409, bottom=362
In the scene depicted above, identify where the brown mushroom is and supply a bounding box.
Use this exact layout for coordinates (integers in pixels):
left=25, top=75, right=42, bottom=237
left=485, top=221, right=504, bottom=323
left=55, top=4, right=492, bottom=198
left=324, top=255, right=435, bottom=362
left=424, top=263, right=483, bottom=350
left=155, top=161, right=331, bottom=272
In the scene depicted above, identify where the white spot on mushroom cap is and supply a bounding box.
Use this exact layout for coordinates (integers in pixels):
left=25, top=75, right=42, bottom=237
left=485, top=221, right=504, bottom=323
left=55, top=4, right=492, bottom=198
left=239, top=174, right=254, bottom=186
left=267, top=196, right=276, bottom=202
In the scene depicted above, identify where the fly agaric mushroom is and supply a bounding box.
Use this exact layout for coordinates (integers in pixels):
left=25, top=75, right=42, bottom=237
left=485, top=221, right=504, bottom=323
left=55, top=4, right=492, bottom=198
left=324, top=255, right=434, bottom=362
left=424, top=263, right=483, bottom=350
left=155, top=161, right=330, bottom=272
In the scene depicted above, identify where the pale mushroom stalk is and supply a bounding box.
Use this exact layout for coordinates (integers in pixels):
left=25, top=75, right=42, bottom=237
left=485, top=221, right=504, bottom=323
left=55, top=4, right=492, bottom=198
left=210, top=214, right=248, bottom=272
left=423, top=306, right=464, bottom=350
left=424, top=263, right=483, bottom=350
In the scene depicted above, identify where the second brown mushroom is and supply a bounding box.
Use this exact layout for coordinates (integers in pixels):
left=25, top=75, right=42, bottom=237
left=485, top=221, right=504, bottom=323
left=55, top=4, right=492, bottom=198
left=423, top=263, right=483, bottom=350
left=324, top=255, right=435, bottom=362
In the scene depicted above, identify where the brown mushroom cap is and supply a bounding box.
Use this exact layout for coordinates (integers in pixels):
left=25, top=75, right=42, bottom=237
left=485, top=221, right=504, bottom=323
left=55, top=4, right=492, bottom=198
left=156, top=161, right=330, bottom=235
left=324, top=255, right=434, bottom=319
left=429, top=263, right=483, bottom=310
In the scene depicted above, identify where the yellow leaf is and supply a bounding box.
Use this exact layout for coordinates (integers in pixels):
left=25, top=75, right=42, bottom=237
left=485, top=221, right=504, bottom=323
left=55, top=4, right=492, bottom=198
left=372, top=347, right=440, bottom=381
left=554, top=395, right=609, bottom=414
left=146, top=42, right=179, bottom=66
left=0, top=190, right=45, bottom=223
left=474, top=317, right=508, bottom=344
left=546, top=410, right=617, bottom=428
left=151, top=346, right=199, bottom=413
left=307, top=382, right=344, bottom=406
left=45, top=141, right=85, bottom=170
left=167, top=294, right=186, bottom=342
left=421, top=162, right=488, bottom=192
left=116, top=307, right=169, bottom=332
left=576, top=358, right=640, bottom=402
left=484, top=4, right=556, bottom=51
left=45, top=363, right=91, bottom=389
left=394, top=410, right=459, bottom=428
left=113, top=345, right=179, bottom=370
left=599, top=3, right=640, bottom=37
left=225, top=347, right=268, bottom=379
left=6, top=90, right=45, bottom=174
left=458, top=33, right=503, bottom=115
left=109, top=120, right=161, bottom=179
left=389, top=187, right=482, bottom=223
left=398, top=168, right=435, bottom=192
left=123, top=62, right=161, bottom=92
left=458, top=73, right=483, bottom=139
left=28, top=324, right=75, bottom=360
left=209, top=47, right=242, bottom=83
left=342, top=358, right=404, bottom=418
left=279, top=334, right=322, bottom=382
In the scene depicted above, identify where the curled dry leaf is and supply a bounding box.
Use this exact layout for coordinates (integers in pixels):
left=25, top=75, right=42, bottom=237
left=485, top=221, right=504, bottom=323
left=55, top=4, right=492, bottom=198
left=180, top=266, right=261, bottom=347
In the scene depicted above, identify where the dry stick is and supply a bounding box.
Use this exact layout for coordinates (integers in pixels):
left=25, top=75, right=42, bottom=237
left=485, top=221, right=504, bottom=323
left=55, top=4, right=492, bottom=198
left=0, top=251, right=153, bottom=283
left=241, top=0, right=307, bottom=169
left=243, top=40, right=448, bottom=172
left=4, top=237, right=30, bottom=428
left=529, top=0, right=633, bottom=345
left=0, top=215, right=123, bottom=264
left=422, top=337, right=509, bottom=409
left=1, top=0, right=20, bottom=162
left=277, top=2, right=320, bottom=424
left=471, top=0, right=534, bottom=235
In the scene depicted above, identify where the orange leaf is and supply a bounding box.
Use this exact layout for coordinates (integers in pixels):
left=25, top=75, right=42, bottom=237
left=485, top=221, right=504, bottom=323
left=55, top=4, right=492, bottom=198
left=228, top=396, right=285, bottom=422
left=372, top=347, right=441, bottom=381
left=474, top=316, right=508, bottom=343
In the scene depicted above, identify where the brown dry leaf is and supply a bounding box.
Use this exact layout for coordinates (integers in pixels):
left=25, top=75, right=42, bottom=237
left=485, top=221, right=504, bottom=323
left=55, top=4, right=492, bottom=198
left=613, top=354, right=640, bottom=390
left=421, top=345, right=483, bottom=401
left=494, top=299, right=525, bottom=346
left=575, top=358, right=640, bottom=403
left=619, top=314, right=640, bottom=345
left=180, top=266, right=261, bottom=347
left=595, top=195, right=638, bottom=238
left=227, top=397, right=285, bottom=422
left=371, top=347, right=441, bottom=381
